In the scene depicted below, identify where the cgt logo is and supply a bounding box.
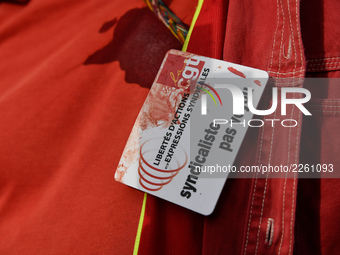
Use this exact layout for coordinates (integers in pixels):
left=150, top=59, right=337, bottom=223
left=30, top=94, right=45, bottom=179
left=201, top=84, right=312, bottom=116
left=169, top=57, right=206, bottom=89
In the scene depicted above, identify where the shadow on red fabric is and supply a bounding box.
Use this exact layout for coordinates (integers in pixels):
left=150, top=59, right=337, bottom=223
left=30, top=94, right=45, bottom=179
left=84, top=7, right=182, bottom=88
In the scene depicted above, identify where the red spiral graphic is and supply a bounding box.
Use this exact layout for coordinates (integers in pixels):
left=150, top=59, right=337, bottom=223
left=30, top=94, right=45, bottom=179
left=138, top=138, right=188, bottom=191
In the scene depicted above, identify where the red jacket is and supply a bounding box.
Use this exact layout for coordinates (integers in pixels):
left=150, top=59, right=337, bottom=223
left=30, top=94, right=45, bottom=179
left=0, top=0, right=339, bottom=254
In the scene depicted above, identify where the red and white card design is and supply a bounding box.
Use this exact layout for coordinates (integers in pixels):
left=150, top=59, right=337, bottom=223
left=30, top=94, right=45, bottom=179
left=115, top=50, right=268, bottom=215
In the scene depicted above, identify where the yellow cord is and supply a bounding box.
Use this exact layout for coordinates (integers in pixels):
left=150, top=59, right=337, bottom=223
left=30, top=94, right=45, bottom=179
left=133, top=193, right=148, bottom=255
left=133, top=1, right=205, bottom=254
left=182, top=0, right=204, bottom=52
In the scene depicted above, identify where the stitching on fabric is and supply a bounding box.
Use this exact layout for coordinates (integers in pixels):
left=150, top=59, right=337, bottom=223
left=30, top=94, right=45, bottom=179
left=268, top=70, right=304, bottom=75
left=308, top=63, right=340, bottom=67
left=277, top=178, right=287, bottom=255
left=295, top=0, right=304, bottom=75
left=307, top=57, right=340, bottom=62
left=274, top=81, right=302, bottom=86
left=278, top=0, right=286, bottom=74
left=306, top=57, right=340, bottom=72
left=306, top=58, right=340, bottom=62
left=274, top=80, right=300, bottom=83
left=278, top=91, right=296, bottom=255
left=307, top=64, right=340, bottom=70
left=289, top=93, right=300, bottom=255
left=286, top=0, right=297, bottom=73
left=307, top=61, right=340, bottom=66
left=307, top=105, right=340, bottom=107
left=269, top=0, right=281, bottom=72
left=254, top=176, right=269, bottom=255
left=243, top=92, right=268, bottom=255
left=289, top=170, right=297, bottom=255
left=307, top=66, right=340, bottom=71
left=307, top=65, right=340, bottom=71
left=286, top=93, right=295, bottom=255
left=308, top=100, right=340, bottom=103
left=307, top=62, right=340, bottom=68
left=308, top=66, right=340, bottom=71
left=244, top=174, right=259, bottom=255
left=254, top=108, right=277, bottom=254
left=308, top=110, right=340, bottom=113
left=268, top=110, right=277, bottom=168
left=295, top=96, right=301, bottom=189
left=308, top=99, right=340, bottom=102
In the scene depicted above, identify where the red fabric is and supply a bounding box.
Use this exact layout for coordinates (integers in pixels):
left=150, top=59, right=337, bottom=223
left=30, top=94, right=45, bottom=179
left=1, top=0, right=339, bottom=254
left=0, top=0, right=196, bottom=254
left=139, top=0, right=340, bottom=254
